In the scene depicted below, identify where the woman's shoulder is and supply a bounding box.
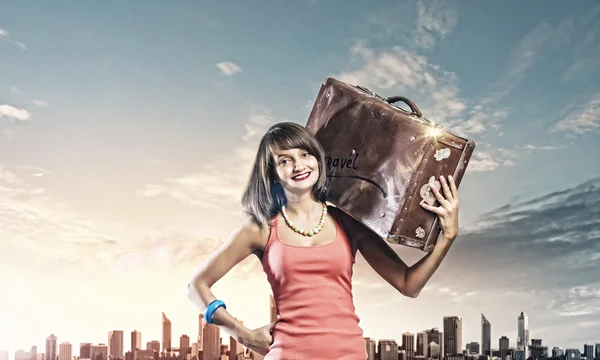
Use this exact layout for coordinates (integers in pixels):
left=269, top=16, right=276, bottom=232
left=235, top=216, right=272, bottom=247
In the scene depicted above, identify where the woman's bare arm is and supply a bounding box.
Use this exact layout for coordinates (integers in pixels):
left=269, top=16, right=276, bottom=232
left=185, top=217, right=267, bottom=346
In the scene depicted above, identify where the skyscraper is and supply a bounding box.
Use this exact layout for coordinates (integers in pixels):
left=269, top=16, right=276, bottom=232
left=15, top=350, right=28, bottom=360
left=499, top=336, right=509, bottom=360
left=402, top=333, right=415, bottom=360
left=517, top=312, right=529, bottom=359
left=162, top=313, right=172, bottom=353
left=198, top=314, right=205, bottom=352
left=378, top=340, right=398, bottom=360
left=80, top=343, right=92, bottom=359
left=443, top=317, right=462, bottom=356
left=203, top=321, right=220, bottom=360
left=108, top=331, right=124, bottom=360
left=131, top=331, right=142, bottom=352
left=584, top=345, right=594, bottom=360
left=364, top=338, right=376, bottom=360
left=179, top=335, right=190, bottom=358
left=58, top=343, right=72, bottom=360
left=481, top=314, right=491, bottom=356
left=416, top=332, right=428, bottom=358
left=552, top=347, right=564, bottom=358
left=467, top=342, right=479, bottom=355
left=530, top=339, right=548, bottom=359
left=146, top=342, right=160, bottom=353
left=425, top=328, right=443, bottom=360
left=91, top=344, right=108, bottom=360
left=595, top=343, right=600, bottom=360
left=565, top=349, right=581, bottom=360
left=46, top=334, right=58, bottom=360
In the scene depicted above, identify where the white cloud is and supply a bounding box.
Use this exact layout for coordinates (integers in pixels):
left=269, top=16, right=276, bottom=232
left=0, top=166, right=122, bottom=275
left=9, top=86, right=21, bottom=94
left=449, top=104, right=508, bottom=136
left=32, top=100, right=49, bottom=107
left=12, top=41, right=27, bottom=50
left=0, top=28, right=27, bottom=50
left=0, top=104, right=31, bottom=122
left=18, top=165, right=51, bottom=178
left=414, top=0, right=458, bottom=50
left=216, top=61, right=243, bottom=76
left=335, top=41, right=466, bottom=125
left=0, top=166, right=22, bottom=185
left=561, top=8, right=600, bottom=82
left=467, top=152, right=501, bottom=173
left=136, top=107, right=278, bottom=208
left=521, top=144, right=558, bottom=151
left=484, top=19, right=575, bottom=104
left=553, top=95, right=600, bottom=135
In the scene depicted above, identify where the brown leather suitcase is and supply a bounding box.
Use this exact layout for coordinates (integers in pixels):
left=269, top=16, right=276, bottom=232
left=305, top=77, right=475, bottom=252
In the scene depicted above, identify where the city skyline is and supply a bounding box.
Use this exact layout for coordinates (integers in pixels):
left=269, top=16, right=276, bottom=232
left=2, top=0, right=600, bottom=355
left=3, top=310, right=597, bottom=360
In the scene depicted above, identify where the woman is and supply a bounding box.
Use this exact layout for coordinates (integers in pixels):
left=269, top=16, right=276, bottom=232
left=185, top=122, right=460, bottom=359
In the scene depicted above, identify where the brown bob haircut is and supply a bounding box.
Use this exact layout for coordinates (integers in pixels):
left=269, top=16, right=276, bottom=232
left=241, top=122, right=328, bottom=229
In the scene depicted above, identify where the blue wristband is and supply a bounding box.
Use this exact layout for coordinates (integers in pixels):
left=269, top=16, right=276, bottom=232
left=205, top=299, right=226, bottom=324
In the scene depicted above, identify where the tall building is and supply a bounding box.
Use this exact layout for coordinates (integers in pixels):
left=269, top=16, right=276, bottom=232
left=595, top=343, right=600, bottom=360
left=198, top=314, right=205, bottom=352
left=91, top=344, right=108, bottom=360
left=552, top=347, right=564, bottom=358
left=499, top=336, right=509, bottom=360
left=378, top=340, right=398, bottom=360
left=530, top=339, right=548, bottom=359
left=190, top=343, right=198, bottom=360
left=179, top=335, right=190, bottom=358
left=15, top=350, right=29, bottom=360
left=425, top=328, right=443, bottom=360
left=482, top=314, right=491, bottom=356
left=565, top=349, right=581, bottom=360
left=467, top=342, right=479, bottom=355
left=402, top=333, right=415, bottom=360
left=364, top=338, right=376, bottom=360
left=584, top=345, right=594, bottom=360
left=517, top=312, right=529, bottom=359
left=203, top=321, right=220, bottom=360
left=59, top=343, right=72, bottom=360
left=416, top=332, right=428, bottom=358
left=31, top=346, right=37, bottom=360
left=162, top=313, right=172, bottom=353
left=46, top=334, right=58, bottom=360
left=0, top=350, right=8, bottom=360
left=429, top=342, right=441, bottom=360
left=80, top=343, right=92, bottom=359
left=145, top=342, right=159, bottom=353
left=131, top=331, right=142, bottom=352
left=444, top=317, right=462, bottom=356
left=109, top=331, right=124, bottom=360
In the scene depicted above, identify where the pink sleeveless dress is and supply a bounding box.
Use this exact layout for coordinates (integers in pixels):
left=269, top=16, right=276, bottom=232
left=261, top=207, right=367, bottom=360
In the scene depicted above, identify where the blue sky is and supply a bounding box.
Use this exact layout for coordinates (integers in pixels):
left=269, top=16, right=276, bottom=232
left=1, top=0, right=600, bottom=356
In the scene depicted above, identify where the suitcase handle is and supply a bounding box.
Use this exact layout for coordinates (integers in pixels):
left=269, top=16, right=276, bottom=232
left=386, top=96, right=423, bottom=117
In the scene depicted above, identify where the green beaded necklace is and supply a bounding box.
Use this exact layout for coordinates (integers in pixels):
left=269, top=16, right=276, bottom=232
left=281, top=202, right=328, bottom=237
